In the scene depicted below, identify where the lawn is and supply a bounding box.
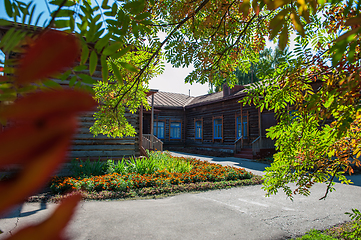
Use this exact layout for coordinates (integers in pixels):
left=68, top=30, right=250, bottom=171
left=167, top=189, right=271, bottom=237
left=30, top=151, right=262, bottom=202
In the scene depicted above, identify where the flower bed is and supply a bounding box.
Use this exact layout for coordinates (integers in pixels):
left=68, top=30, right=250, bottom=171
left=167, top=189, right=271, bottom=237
left=45, top=153, right=260, bottom=201
left=51, top=158, right=252, bottom=192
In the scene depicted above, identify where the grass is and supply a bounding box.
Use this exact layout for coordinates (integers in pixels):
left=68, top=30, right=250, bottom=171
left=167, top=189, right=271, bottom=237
left=29, top=151, right=261, bottom=202
left=293, top=219, right=361, bottom=240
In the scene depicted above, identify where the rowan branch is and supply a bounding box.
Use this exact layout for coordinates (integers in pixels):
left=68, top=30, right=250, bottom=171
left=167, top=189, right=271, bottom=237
left=45, top=0, right=67, bottom=31
left=319, top=164, right=341, bottom=200
left=113, top=0, right=211, bottom=110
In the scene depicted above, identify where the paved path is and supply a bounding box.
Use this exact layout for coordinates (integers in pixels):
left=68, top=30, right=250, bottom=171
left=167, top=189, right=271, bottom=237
left=1, top=152, right=361, bottom=240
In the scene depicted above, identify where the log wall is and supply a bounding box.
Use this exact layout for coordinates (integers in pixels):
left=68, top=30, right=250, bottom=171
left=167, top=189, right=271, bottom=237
left=185, top=98, right=260, bottom=152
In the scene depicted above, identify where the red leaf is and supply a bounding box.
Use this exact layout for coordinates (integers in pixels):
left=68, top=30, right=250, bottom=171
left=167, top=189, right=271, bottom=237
left=0, top=76, right=8, bottom=82
left=0, top=116, right=76, bottom=167
left=0, top=130, right=72, bottom=214
left=5, top=194, right=81, bottom=240
left=16, top=30, right=80, bottom=84
left=0, top=89, right=96, bottom=214
left=0, top=89, right=97, bottom=121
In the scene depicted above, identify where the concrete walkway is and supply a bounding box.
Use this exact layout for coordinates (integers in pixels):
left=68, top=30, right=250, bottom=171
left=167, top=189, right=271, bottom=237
left=1, top=152, right=361, bottom=240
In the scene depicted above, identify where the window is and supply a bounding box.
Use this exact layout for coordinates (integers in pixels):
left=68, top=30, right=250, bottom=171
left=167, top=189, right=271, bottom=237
left=236, top=115, right=248, bottom=139
left=236, top=116, right=242, bottom=139
left=242, top=115, right=248, bottom=139
left=153, top=121, right=164, bottom=139
left=195, top=120, right=202, bottom=139
left=213, top=118, right=222, bottom=139
left=170, top=122, right=181, bottom=139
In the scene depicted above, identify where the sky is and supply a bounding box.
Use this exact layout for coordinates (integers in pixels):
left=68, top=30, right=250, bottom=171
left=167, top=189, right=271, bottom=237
left=0, top=1, right=283, bottom=97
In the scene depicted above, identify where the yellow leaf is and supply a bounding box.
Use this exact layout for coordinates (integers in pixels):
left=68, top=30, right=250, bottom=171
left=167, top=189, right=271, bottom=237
left=290, top=10, right=305, bottom=36
left=278, top=24, right=289, bottom=50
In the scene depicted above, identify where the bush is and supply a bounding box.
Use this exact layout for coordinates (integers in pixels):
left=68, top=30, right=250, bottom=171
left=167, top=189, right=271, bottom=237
left=50, top=152, right=253, bottom=194
left=343, top=209, right=361, bottom=240
left=295, top=230, right=337, bottom=240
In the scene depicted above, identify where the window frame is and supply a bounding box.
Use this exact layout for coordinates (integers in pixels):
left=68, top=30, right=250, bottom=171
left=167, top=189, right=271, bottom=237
left=212, top=116, right=223, bottom=141
left=235, top=114, right=242, bottom=140
left=153, top=120, right=165, bottom=139
left=169, top=120, right=182, bottom=140
left=194, top=118, right=203, bottom=140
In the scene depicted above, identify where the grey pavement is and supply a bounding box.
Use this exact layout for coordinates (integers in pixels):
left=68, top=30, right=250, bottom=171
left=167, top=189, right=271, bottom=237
left=1, top=152, right=361, bottom=240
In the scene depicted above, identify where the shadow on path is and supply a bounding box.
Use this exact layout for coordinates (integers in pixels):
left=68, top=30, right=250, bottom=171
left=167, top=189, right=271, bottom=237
left=169, top=151, right=270, bottom=176
left=169, top=151, right=361, bottom=187
left=2, top=201, right=47, bottom=219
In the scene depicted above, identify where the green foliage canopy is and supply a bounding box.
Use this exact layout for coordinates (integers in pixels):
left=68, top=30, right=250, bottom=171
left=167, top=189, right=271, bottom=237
left=1, top=0, right=361, bottom=198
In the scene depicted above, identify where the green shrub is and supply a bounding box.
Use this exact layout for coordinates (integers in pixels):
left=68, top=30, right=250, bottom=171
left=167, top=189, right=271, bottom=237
left=295, top=229, right=337, bottom=240
left=343, top=209, right=361, bottom=240
left=70, top=159, right=106, bottom=177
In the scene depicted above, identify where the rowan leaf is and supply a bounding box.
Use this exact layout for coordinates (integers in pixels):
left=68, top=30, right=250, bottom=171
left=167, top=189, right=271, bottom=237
left=267, top=0, right=291, bottom=10
left=103, top=42, right=123, bottom=56
left=0, top=128, right=73, bottom=214
left=290, top=11, right=305, bottom=36
left=110, top=62, right=123, bottom=85
left=4, top=0, right=13, bottom=17
left=79, top=74, right=97, bottom=84
left=0, top=89, right=95, bottom=213
left=278, top=25, right=289, bottom=50
left=16, top=31, right=80, bottom=84
left=101, top=55, right=109, bottom=82
left=0, top=89, right=96, bottom=122
left=120, top=62, right=138, bottom=72
left=89, top=50, right=98, bottom=76
left=111, top=46, right=132, bottom=59
left=269, top=9, right=289, bottom=40
left=239, top=0, right=251, bottom=17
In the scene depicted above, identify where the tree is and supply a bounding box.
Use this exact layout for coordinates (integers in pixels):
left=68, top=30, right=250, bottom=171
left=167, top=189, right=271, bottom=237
left=234, top=47, right=289, bottom=85
left=242, top=4, right=361, bottom=199
left=1, top=1, right=361, bottom=237
left=209, top=47, right=289, bottom=92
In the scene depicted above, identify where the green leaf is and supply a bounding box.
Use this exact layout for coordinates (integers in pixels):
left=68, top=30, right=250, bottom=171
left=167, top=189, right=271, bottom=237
left=95, top=34, right=110, bottom=51
left=4, top=0, right=13, bottom=17
left=110, top=62, right=123, bottom=85
left=278, top=25, right=289, bottom=50
left=34, top=12, right=44, bottom=26
left=0, top=19, right=12, bottom=26
left=49, top=0, right=76, bottom=7
left=69, top=75, right=77, bottom=87
left=89, top=50, right=98, bottom=76
left=103, top=42, right=123, bottom=56
left=123, top=1, right=145, bottom=14
left=54, top=19, right=70, bottom=29
left=267, top=0, right=291, bottom=10
left=323, top=95, right=334, bottom=108
left=101, top=55, right=108, bottom=82
left=269, top=9, right=289, bottom=40
left=79, top=74, right=97, bottom=84
left=102, top=0, right=110, bottom=9
left=42, top=79, right=62, bottom=89
left=60, top=70, right=72, bottom=81
left=135, top=12, right=151, bottom=20
left=51, top=9, right=75, bottom=18
left=81, top=44, right=89, bottom=65
left=120, top=62, right=138, bottom=72
left=111, top=45, right=131, bottom=59
left=73, top=65, right=88, bottom=71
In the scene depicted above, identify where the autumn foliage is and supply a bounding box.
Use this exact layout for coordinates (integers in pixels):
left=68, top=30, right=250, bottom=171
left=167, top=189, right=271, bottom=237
left=0, top=29, right=96, bottom=238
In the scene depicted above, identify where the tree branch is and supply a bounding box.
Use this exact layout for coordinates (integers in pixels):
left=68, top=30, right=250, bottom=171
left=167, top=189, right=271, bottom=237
left=45, top=0, right=67, bottom=31
left=113, top=0, right=211, bottom=110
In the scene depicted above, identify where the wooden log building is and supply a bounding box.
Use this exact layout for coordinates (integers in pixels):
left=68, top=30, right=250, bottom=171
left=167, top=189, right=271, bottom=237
left=144, top=84, right=277, bottom=159
left=1, top=24, right=276, bottom=160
